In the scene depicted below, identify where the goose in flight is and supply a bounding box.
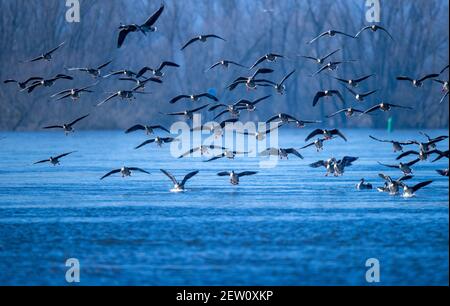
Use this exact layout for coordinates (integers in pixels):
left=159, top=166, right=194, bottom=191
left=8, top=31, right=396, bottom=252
left=136, top=61, right=180, bottom=78
left=378, top=159, right=420, bottom=175
left=166, top=104, right=210, bottom=120
left=178, top=145, right=227, bottom=159
left=160, top=169, right=199, bottom=192
left=397, top=74, right=439, bottom=87
left=363, top=102, right=413, bottom=114
left=433, top=79, right=449, bottom=104
left=125, top=124, right=170, bottom=135
left=436, top=169, right=449, bottom=177
left=207, top=60, right=248, bottom=71
left=300, top=137, right=334, bottom=152
left=135, top=137, right=178, bottom=149
left=22, top=42, right=65, bottom=63
left=181, top=34, right=226, bottom=51
left=170, top=92, right=218, bottom=104
left=66, top=60, right=113, bottom=78
left=308, top=30, right=354, bottom=44
left=309, top=158, right=337, bottom=176
left=205, top=149, right=250, bottom=162
left=355, top=25, right=394, bottom=40
left=103, top=69, right=138, bottom=79
left=346, top=87, right=378, bottom=102
left=97, top=84, right=148, bottom=106
left=378, top=173, right=414, bottom=195
left=208, top=103, right=242, bottom=120
left=235, top=95, right=271, bottom=112
left=400, top=181, right=433, bottom=198
left=217, top=171, right=258, bottom=185
left=333, top=156, right=359, bottom=176
left=333, top=74, right=375, bottom=88
left=356, top=179, right=373, bottom=190
left=51, top=83, right=97, bottom=101
left=238, top=125, right=282, bottom=141
left=21, top=74, right=73, bottom=93
left=299, top=49, right=341, bottom=65
left=100, top=167, right=150, bottom=180
left=259, top=70, right=296, bottom=95
left=312, top=61, right=355, bottom=76
left=259, top=148, right=303, bottom=159
left=190, top=119, right=238, bottom=137
left=431, top=150, right=449, bottom=163
left=369, top=136, right=415, bottom=152
left=34, top=151, right=75, bottom=166
left=313, top=90, right=344, bottom=106
left=396, top=147, right=443, bottom=162
left=266, top=113, right=300, bottom=124
left=117, top=4, right=165, bottom=48
left=118, top=77, right=163, bottom=90
left=416, top=133, right=448, bottom=151
left=227, top=68, right=275, bottom=91
left=305, top=129, right=347, bottom=142
left=43, top=114, right=89, bottom=135
left=326, top=108, right=364, bottom=118
left=4, top=77, right=44, bottom=89
left=249, top=53, right=284, bottom=69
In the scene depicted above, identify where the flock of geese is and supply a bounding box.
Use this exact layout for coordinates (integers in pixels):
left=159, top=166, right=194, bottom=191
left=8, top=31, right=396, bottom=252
left=3, top=4, right=449, bottom=196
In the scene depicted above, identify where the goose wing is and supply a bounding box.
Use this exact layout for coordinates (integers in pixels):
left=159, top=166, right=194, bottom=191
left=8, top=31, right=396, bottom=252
left=97, top=93, right=119, bottom=106
left=330, top=129, right=347, bottom=141
left=285, top=148, right=304, bottom=159
left=181, top=170, right=199, bottom=186
left=279, top=70, right=296, bottom=85
left=134, top=139, right=156, bottom=149
left=117, top=28, right=133, bottom=48
left=170, top=95, right=190, bottom=104
left=305, top=129, right=323, bottom=142
left=237, top=171, right=258, bottom=177
left=181, top=37, right=200, bottom=51
left=100, top=169, right=121, bottom=180
left=125, top=124, right=145, bottom=134
left=69, top=114, right=89, bottom=126
left=128, top=167, right=151, bottom=175
left=143, top=4, right=164, bottom=27
left=160, top=169, right=178, bottom=185
left=396, top=150, right=419, bottom=160
left=411, top=181, right=433, bottom=193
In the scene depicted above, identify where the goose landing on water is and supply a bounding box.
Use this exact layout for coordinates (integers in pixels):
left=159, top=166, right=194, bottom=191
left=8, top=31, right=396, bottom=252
left=401, top=181, right=433, bottom=198
left=217, top=171, right=258, bottom=185
left=160, top=169, right=199, bottom=192
left=34, top=151, right=76, bottom=166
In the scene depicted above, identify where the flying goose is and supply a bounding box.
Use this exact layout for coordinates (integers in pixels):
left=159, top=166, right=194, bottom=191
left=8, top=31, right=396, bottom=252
left=170, top=93, right=218, bottom=104
left=312, top=61, right=355, bottom=76
left=227, top=68, right=275, bottom=91
left=355, top=25, right=394, bottom=40
left=136, top=61, right=180, bottom=78
left=369, top=136, right=415, bottom=152
left=300, top=137, right=334, bottom=152
left=289, top=119, right=322, bottom=129
left=305, top=129, right=347, bottom=142
left=190, top=119, right=238, bottom=137
left=97, top=84, right=148, bottom=106
left=51, top=83, right=97, bottom=101
left=3, top=77, right=44, bottom=89
left=308, top=30, right=354, bottom=44
left=117, top=4, right=165, bottom=48
left=207, top=60, right=248, bottom=71
left=309, top=158, right=337, bottom=176
left=326, top=108, right=364, bottom=118
left=43, top=114, right=89, bottom=135
left=217, top=171, right=258, bottom=185
left=22, top=74, right=73, bottom=93
left=100, top=167, right=150, bottom=180
left=356, top=179, right=373, bottom=190
left=249, top=53, right=284, bottom=70
left=259, top=70, right=296, bottom=95
left=431, top=150, right=449, bottom=163
left=118, top=77, right=163, bottom=89
left=34, top=151, right=75, bottom=166
left=433, top=79, right=449, bottom=103
left=333, top=74, right=375, bottom=88
left=237, top=125, right=282, bottom=141
left=400, top=181, right=433, bottom=198
left=181, top=34, right=226, bottom=51
left=166, top=104, right=210, bottom=120
left=396, top=148, right=442, bottom=161
left=416, top=133, right=448, bottom=150
left=333, top=156, right=359, bottom=176
left=436, top=169, right=449, bottom=177
left=346, top=87, right=378, bottom=102
left=397, top=74, right=439, bottom=87
left=135, top=137, right=178, bottom=149
left=266, top=113, right=299, bottom=124
left=313, top=90, right=344, bottom=106
left=22, top=42, right=65, bottom=63
left=160, top=169, right=199, bottom=192
left=209, top=103, right=242, bottom=120
left=378, top=159, right=421, bottom=175
left=125, top=124, right=170, bottom=135
left=299, top=49, right=341, bottom=65
left=205, top=149, right=250, bottom=162
left=103, top=69, right=138, bottom=79
left=235, top=95, right=271, bottom=112
left=378, top=173, right=414, bottom=195
left=178, top=145, right=227, bottom=159
left=259, top=148, right=303, bottom=159
left=363, top=102, right=413, bottom=114
left=66, top=60, right=113, bottom=78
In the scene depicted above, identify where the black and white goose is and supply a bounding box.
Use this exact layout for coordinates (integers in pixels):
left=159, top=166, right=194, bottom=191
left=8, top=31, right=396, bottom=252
left=181, top=34, right=226, bottom=51
left=259, top=70, right=296, bottom=95
left=299, top=49, right=341, bottom=65
left=417, top=132, right=448, bottom=151
left=97, top=84, right=148, bottom=106
left=400, top=181, right=433, bottom=198
left=259, top=148, right=303, bottom=159
left=207, top=60, right=248, bottom=71
left=117, top=4, right=165, bottom=48
left=51, top=83, right=97, bottom=101
left=308, top=30, right=354, bottom=44
left=22, top=42, right=65, bottom=63
left=118, top=77, right=162, bottom=90
left=346, top=87, right=378, bottom=102
left=34, top=151, right=75, bottom=166
left=378, top=159, right=421, bottom=175
left=369, top=136, right=415, bottom=152
left=4, top=77, right=44, bottom=89
left=190, top=119, right=238, bottom=137
left=160, top=169, right=199, bottom=192
left=166, top=104, right=210, bottom=120
left=136, top=61, right=180, bottom=78
left=333, top=74, right=375, bottom=88
left=363, top=102, right=413, bottom=114
left=170, top=93, right=218, bottom=104
left=209, top=103, right=242, bottom=120
left=309, top=158, right=337, bottom=176
left=227, top=68, right=275, bottom=91
left=378, top=173, right=414, bottom=195
left=266, top=113, right=299, bottom=124
left=217, top=171, right=258, bottom=185
left=178, top=145, right=227, bottom=159
left=235, top=95, right=271, bottom=112
left=43, top=114, right=89, bottom=135
left=305, top=129, right=347, bottom=142
left=22, top=74, right=73, bottom=93
left=356, top=179, right=373, bottom=190
left=249, top=53, right=284, bottom=70
left=355, top=25, right=394, bottom=40
left=312, top=61, right=354, bottom=76
left=334, top=156, right=358, bottom=176
left=103, top=69, right=138, bottom=79
left=205, top=149, right=250, bottom=162
left=125, top=124, right=170, bottom=135
left=100, top=167, right=150, bottom=180
left=238, top=125, right=282, bottom=141
left=300, top=137, right=334, bottom=152
left=66, top=60, right=113, bottom=78
left=397, top=74, right=440, bottom=88
left=433, top=79, right=449, bottom=104
left=326, top=108, right=364, bottom=118
left=313, top=90, right=344, bottom=107
left=135, top=137, right=178, bottom=149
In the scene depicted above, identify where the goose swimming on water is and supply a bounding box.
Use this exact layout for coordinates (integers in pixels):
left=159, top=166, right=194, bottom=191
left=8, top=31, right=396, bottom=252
left=356, top=179, right=373, bottom=190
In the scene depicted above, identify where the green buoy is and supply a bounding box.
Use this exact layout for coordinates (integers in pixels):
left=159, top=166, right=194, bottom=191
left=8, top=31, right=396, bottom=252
left=387, top=117, right=393, bottom=133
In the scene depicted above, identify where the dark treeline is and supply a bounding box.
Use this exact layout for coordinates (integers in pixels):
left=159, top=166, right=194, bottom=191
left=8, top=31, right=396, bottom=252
left=0, top=0, right=448, bottom=131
